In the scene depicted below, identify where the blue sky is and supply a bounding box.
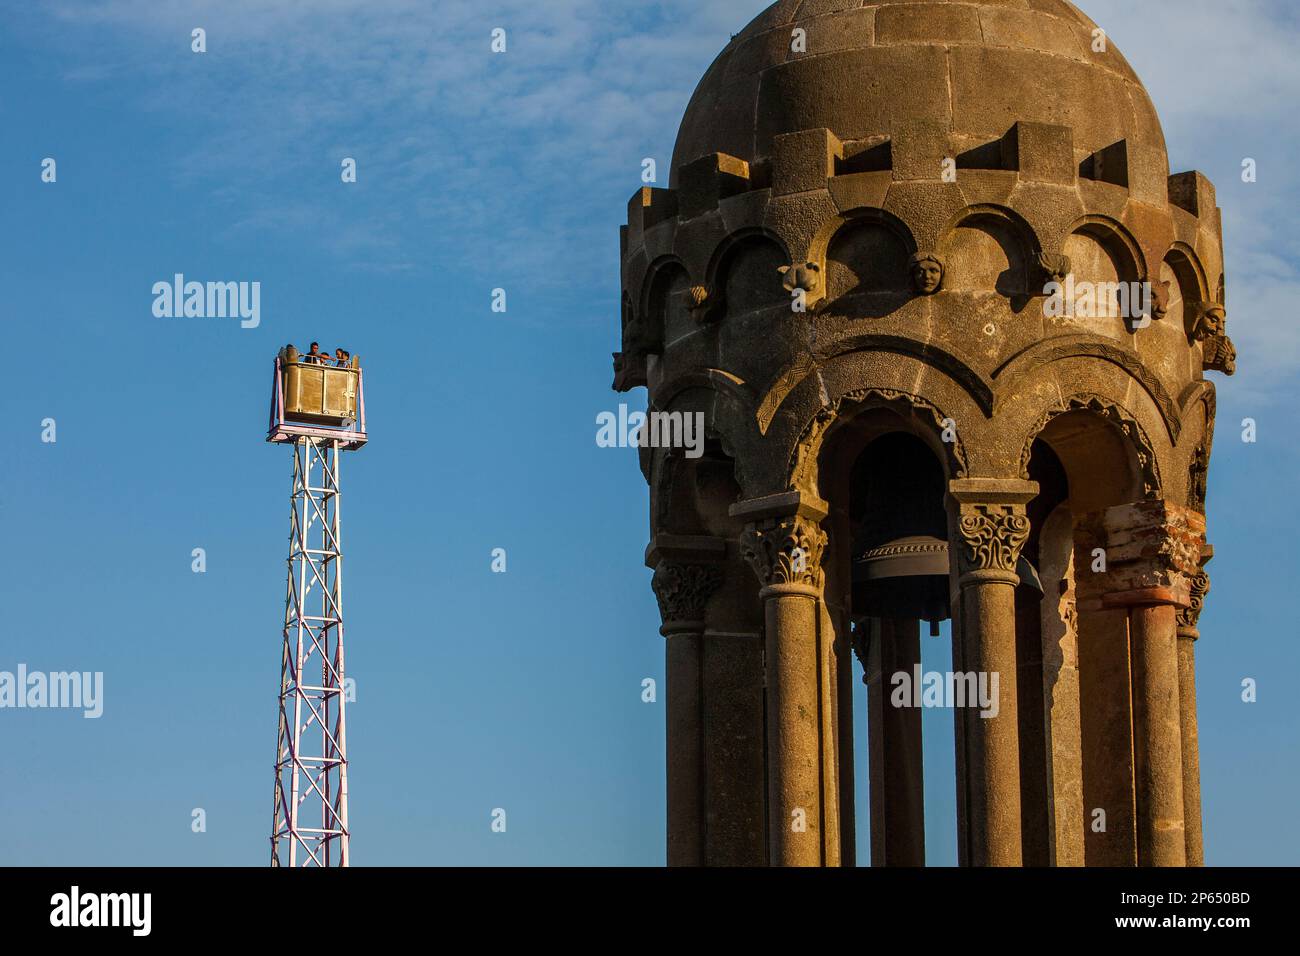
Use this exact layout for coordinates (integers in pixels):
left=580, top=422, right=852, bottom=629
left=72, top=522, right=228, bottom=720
left=1, top=0, right=1296, bottom=866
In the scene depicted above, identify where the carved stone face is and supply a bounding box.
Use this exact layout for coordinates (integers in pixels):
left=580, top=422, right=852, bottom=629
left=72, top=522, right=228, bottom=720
left=911, top=257, right=943, bottom=295
left=1151, top=279, right=1170, bottom=321
left=778, top=261, right=821, bottom=294
left=1036, top=252, right=1072, bottom=285
left=1202, top=305, right=1226, bottom=337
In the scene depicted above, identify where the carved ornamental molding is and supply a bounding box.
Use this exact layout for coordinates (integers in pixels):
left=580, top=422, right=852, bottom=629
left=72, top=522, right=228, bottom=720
left=740, top=514, right=828, bottom=592
left=788, top=386, right=969, bottom=495
left=955, top=504, right=1032, bottom=576
left=1019, top=393, right=1162, bottom=498
left=1176, top=545, right=1213, bottom=638
left=651, top=562, right=723, bottom=626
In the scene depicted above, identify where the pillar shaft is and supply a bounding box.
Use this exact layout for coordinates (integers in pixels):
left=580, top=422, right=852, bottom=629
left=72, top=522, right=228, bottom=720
left=664, top=629, right=704, bottom=865
left=1176, top=636, right=1202, bottom=866
left=763, top=586, right=823, bottom=865
left=949, top=479, right=1038, bottom=868
left=1091, top=500, right=1205, bottom=869
left=960, top=570, right=1023, bottom=866
left=867, top=617, right=925, bottom=866
left=649, top=544, right=724, bottom=867
left=1176, top=551, right=1210, bottom=866
left=1129, top=604, right=1186, bottom=866
left=734, top=493, right=832, bottom=867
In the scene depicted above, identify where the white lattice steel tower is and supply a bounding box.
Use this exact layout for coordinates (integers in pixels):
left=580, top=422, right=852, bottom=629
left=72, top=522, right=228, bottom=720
left=266, top=346, right=368, bottom=867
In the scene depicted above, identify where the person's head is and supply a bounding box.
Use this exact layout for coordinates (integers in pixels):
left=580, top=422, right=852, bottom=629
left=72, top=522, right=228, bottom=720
left=309, top=342, right=320, bottom=354
left=335, top=348, right=345, bottom=360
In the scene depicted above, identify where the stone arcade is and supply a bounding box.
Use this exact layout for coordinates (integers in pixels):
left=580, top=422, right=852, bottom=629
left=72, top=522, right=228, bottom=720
left=613, top=0, right=1232, bottom=867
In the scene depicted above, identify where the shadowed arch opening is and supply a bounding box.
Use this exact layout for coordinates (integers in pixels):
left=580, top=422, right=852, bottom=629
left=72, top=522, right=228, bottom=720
left=712, top=233, right=788, bottom=317
left=825, top=215, right=913, bottom=315
left=814, top=406, right=961, bottom=867
left=1017, top=406, right=1153, bottom=866
left=939, top=210, right=1033, bottom=300
left=642, top=260, right=689, bottom=352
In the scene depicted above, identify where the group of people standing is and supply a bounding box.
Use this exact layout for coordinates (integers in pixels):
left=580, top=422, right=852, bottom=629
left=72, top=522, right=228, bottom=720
left=301, top=342, right=351, bottom=367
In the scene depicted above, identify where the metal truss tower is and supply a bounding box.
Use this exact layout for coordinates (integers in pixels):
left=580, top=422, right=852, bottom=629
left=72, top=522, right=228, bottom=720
left=270, top=437, right=350, bottom=867
left=267, top=347, right=367, bottom=867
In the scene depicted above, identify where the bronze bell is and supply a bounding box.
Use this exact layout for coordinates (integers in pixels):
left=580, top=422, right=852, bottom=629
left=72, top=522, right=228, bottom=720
left=853, top=534, right=1043, bottom=633
left=852, top=534, right=951, bottom=628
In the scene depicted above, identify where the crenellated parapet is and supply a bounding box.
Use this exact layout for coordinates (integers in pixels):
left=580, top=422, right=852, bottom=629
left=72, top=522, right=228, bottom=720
left=617, top=112, right=1231, bottom=511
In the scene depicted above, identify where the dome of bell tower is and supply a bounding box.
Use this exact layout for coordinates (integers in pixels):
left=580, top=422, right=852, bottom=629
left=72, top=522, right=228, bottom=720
left=672, top=0, right=1168, bottom=193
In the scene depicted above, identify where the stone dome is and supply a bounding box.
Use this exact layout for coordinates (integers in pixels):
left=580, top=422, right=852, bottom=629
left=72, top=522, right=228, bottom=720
left=671, top=0, right=1167, bottom=186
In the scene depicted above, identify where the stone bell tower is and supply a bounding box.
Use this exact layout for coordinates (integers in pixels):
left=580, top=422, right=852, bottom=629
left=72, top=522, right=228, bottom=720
left=614, top=0, right=1231, bottom=867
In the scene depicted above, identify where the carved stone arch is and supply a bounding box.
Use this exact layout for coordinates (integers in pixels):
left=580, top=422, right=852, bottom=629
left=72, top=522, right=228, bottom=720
left=788, top=388, right=970, bottom=497
left=994, top=334, right=1182, bottom=443
left=638, top=255, right=691, bottom=351
left=757, top=333, right=993, bottom=435
left=704, top=228, right=792, bottom=319
left=656, top=367, right=756, bottom=413
left=654, top=374, right=759, bottom=497
left=938, top=202, right=1041, bottom=249
left=1018, top=393, right=1162, bottom=498
left=1160, top=242, right=1209, bottom=332
left=811, top=207, right=917, bottom=264
left=815, top=208, right=917, bottom=304
left=1064, top=213, right=1148, bottom=282
left=1164, top=242, right=1209, bottom=299
left=1178, top=379, right=1216, bottom=425
left=937, top=203, right=1039, bottom=296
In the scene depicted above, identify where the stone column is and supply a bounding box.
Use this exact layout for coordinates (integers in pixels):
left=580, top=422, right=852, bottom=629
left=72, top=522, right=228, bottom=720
left=948, top=478, right=1038, bottom=867
left=1097, top=500, right=1204, bottom=868
left=1037, top=505, right=1084, bottom=866
left=1175, top=545, right=1211, bottom=867
left=860, top=617, right=926, bottom=866
left=733, top=492, right=830, bottom=867
left=648, top=535, right=725, bottom=867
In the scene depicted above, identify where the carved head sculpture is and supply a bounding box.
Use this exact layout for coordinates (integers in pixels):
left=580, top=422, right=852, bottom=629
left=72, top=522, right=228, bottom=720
left=1037, top=252, right=1072, bottom=287
left=1195, top=304, right=1226, bottom=340
left=1192, top=304, right=1236, bottom=375
left=612, top=350, right=648, bottom=392
left=778, top=261, right=822, bottom=294
left=687, top=284, right=723, bottom=325
left=908, top=252, right=944, bottom=295
left=1150, top=278, right=1171, bottom=321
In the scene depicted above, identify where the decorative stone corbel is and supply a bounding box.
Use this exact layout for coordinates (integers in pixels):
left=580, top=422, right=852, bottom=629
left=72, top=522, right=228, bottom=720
left=777, top=261, right=825, bottom=313
left=1036, top=252, right=1072, bottom=290
left=687, top=284, right=724, bottom=326
left=1188, top=303, right=1236, bottom=376
left=1176, top=544, right=1213, bottom=640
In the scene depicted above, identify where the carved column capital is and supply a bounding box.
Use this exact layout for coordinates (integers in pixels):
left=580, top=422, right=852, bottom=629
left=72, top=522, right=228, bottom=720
left=646, top=534, right=726, bottom=635
left=651, top=562, right=723, bottom=632
left=739, top=514, right=828, bottom=594
left=947, top=478, right=1039, bottom=585
left=1176, top=544, right=1214, bottom=640
left=730, top=491, right=829, bottom=597
left=955, top=504, right=1031, bottom=579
